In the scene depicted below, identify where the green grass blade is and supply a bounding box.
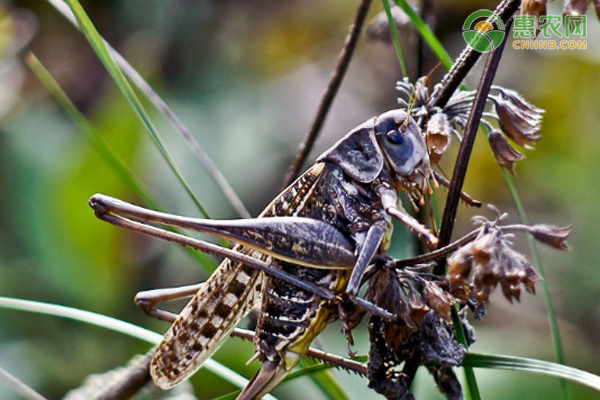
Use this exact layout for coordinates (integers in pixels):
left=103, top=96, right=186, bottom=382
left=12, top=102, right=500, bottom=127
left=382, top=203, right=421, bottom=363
left=451, top=307, right=481, bottom=400
left=464, top=353, right=600, bottom=392
left=0, top=297, right=277, bottom=399
left=60, top=0, right=210, bottom=219
left=501, top=167, right=568, bottom=398
left=297, top=358, right=351, bottom=400
left=382, top=0, right=409, bottom=77
left=25, top=52, right=216, bottom=271
left=392, top=0, right=453, bottom=69
left=0, top=367, right=48, bottom=400
left=45, top=0, right=250, bottom=219
left=26, top=53, right=155, bottom=210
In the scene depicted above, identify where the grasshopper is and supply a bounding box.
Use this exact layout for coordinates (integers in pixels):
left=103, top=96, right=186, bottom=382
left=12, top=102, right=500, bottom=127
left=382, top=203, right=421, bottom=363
left=90, top=109, right=440, bottom=399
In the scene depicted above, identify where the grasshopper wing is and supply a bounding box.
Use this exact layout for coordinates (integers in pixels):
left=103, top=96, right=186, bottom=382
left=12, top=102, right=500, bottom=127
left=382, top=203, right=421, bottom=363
left=150, top=163, right=328, bottom=388
left=150, top=253, right=263, bottom=389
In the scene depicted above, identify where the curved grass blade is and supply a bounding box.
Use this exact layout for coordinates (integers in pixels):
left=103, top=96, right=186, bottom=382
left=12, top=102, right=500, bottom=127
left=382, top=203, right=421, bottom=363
left=25, top=52, right=216, bottom=271
left=501, top=167, right=568, bottom=397
left=297, top=358, right=351, bottom=400
left=44, top=0, right=250, bottom=219
left=0, top=367, right=48, bottom=400
left=0, top=297, right=277, bottom=400
left=60, top=0, right=210, bottom=219
left=382, top=0, right=408, bottom=78
left=464, top=353, right=600, bottom=392
left=393, top=0, right=453, bottom=69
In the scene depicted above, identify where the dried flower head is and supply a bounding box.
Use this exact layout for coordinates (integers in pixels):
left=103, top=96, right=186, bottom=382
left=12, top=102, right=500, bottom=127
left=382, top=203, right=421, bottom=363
left=426, top=113, right=451, bottom=163
left=447, top=217, right=547, bottom=316
left=529, top=224, right=572, bottom=251
left=491, top=88, right=544, bottom=149
left=488, top=129, right=525, bottom=173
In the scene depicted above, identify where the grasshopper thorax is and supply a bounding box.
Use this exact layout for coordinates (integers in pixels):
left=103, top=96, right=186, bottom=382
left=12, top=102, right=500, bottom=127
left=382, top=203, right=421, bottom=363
left=317, top=109, right=431, bottom=203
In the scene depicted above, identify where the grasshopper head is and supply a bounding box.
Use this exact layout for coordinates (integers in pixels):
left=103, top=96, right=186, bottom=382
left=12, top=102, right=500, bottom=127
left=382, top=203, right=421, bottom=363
left=375, top=109, right=431, bottom=199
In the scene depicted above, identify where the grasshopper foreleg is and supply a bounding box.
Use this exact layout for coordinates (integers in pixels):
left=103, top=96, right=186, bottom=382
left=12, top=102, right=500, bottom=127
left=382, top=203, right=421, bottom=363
left=379, top=189, right=439, bottom=249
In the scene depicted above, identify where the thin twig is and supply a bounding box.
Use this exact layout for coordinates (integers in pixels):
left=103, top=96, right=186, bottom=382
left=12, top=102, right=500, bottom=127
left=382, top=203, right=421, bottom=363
left=428, top=0, right=520, bottom=109
left=282, top=0, right=372, bottom=188
left=434, top=19, right=512, bottom=276
left=46, top=0, right=251, bottom=219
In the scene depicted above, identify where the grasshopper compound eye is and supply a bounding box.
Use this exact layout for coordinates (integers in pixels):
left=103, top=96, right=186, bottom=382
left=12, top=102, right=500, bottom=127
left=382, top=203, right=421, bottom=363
left=386, top=129, right=404, bottom=144
left=376, top=110, right=428, bottom=177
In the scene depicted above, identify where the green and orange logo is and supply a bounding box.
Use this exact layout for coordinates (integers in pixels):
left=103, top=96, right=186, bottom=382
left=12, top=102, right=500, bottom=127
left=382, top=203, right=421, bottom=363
left=462, top=10, right=506, bottom=52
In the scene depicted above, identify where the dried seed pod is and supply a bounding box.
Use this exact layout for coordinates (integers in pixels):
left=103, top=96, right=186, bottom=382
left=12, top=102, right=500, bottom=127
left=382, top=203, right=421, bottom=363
left=492, top=90, right=543, bottom=148
left=488, top=129, right=525, bottom=173
left=529, top=224, right=572, bottom=251
left=426, top=113, right=451, bottom=163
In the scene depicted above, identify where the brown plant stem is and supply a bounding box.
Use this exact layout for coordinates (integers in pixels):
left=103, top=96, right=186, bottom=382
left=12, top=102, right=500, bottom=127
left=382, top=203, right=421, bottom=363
left=434, top=19, right=512, bottom=275
left=428, top=0, right=520, bottom=110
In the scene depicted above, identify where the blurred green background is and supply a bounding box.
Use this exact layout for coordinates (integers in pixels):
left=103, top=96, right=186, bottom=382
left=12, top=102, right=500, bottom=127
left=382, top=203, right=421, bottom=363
left=1, top=0, right=599, bottom=399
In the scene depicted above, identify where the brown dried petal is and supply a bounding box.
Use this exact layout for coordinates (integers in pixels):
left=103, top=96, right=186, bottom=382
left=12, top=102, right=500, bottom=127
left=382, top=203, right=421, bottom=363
left=447, top=243, right=474, bottom=298
left=529, top=224, right=572, bottom=251
left=521, top=0, right=547, bottom=36
left=407, top=288, right=430, bottom=326
left=488, top=129, right=525, bottom=173
left=523, top=264, right=542, bottom=294
left=493, top=91, right=543, bottom=148
left=496, top=87, right=545, bottom=116
left=423, top=282, right=453, bottom=321
left=564, top=0, right=592, bottom=15
left=472, top=232, right=498, bottom=265
left=426, top=113, right=451, bottom=163
left=448, top=243, right=474, bottom=277
left=472, top=257, right=501, bottom=305
left=498, top=247, right=528, bottom=302
left=522, top=0, right=547, bottom=17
